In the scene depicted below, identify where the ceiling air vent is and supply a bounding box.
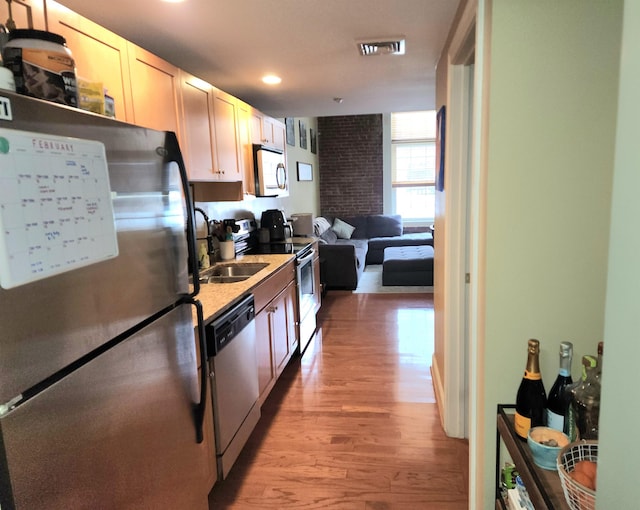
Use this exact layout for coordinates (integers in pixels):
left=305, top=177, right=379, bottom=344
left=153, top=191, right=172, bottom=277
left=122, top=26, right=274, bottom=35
left=357, top=38, right=406, bottom=56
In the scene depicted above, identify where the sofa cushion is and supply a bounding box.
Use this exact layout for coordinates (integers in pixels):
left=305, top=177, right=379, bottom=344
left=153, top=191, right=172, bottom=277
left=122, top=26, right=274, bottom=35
left=332, top=218, right=356, bottom=239
left=318, top=228, right=338, bottom=244
left=367, top=214, right=403, bottom=237
left=338, top=216, right=368, bottom=239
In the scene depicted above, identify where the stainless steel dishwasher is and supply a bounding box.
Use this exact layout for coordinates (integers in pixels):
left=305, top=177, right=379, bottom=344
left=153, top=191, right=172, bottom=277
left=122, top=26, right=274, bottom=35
left=206, top=294, right=260, bottom=480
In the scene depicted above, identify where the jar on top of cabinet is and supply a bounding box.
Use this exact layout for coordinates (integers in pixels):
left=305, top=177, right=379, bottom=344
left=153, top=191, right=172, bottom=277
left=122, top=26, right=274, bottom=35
left=2, top=29, right=78, bottom=107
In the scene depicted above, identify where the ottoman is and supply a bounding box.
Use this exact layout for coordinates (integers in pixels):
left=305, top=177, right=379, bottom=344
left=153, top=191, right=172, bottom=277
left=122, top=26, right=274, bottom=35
left=382, top=245, right=434, bottom=286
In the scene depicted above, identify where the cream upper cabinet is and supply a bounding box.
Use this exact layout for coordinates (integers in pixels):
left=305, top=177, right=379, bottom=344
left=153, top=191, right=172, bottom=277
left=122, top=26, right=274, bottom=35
left=0, top=0, right=46, bottom=31
left=250, top=110, right=264, bottom=146
left=210, top=88, right=242, bottom=182
left=46, top=1, right=133, bottom=122
left=236, top=100, right=256, bottom=196
left=179, top=72, right=216, bottom=181
left=264, top=116, right=285, bottom=151
left=127, top=42, right=182, bottom=141
left=250, top=110, right=284, bottom=151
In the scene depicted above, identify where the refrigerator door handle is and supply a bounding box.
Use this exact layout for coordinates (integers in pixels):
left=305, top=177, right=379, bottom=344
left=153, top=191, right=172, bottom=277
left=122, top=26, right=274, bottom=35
left=163, top=131, right=200, bottom=297
left=186, top=297, right=208, bottom=443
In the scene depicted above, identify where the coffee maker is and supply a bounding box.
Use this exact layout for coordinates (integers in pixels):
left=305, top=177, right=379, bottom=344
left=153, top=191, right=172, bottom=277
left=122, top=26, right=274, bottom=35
left=260, top=209, right=289, bottom=241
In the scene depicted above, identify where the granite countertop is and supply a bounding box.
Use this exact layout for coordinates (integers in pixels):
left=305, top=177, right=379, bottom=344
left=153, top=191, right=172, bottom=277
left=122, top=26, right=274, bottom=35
left=191, top=253, right=296, bottom=324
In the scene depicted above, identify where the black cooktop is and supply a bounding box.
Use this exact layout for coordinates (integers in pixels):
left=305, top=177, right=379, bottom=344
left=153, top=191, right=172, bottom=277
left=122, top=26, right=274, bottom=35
left=247, top=241, right=311, bottom=256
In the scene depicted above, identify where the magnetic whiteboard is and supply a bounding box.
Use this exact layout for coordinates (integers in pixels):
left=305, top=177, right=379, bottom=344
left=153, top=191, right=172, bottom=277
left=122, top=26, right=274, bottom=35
left=0, top=128, right=118, bottom=289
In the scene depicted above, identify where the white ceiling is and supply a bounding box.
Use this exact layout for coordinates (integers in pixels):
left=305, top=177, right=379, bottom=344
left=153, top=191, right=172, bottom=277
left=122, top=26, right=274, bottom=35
left=55, top=0, right=459, bottom=118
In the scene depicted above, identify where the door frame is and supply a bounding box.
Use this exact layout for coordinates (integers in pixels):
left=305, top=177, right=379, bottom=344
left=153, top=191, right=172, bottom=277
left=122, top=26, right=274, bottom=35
left=442, top=1, right=477, bottom=440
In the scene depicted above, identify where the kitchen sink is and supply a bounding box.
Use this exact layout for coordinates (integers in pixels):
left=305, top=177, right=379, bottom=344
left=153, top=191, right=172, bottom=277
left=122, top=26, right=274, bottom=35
left=196, top=262, right=269, bottom=284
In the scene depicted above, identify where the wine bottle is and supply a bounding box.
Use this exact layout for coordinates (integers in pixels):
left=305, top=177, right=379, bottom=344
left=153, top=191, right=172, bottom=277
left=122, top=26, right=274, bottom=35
left=546, top=341, right=573, bottom=431
left=514, top=339, right=547, bottom=440
left=573, top=355, right=601, bottom=440
left=596, top=341, right=603, bottom=384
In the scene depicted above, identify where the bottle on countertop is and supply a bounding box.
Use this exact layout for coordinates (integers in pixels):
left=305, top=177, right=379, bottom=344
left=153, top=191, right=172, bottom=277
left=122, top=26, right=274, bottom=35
left=572, top=354, right=601, bottom=440
left=546, top=341, right=573, bottom=432
left=514, top=339, right=547, bottom=440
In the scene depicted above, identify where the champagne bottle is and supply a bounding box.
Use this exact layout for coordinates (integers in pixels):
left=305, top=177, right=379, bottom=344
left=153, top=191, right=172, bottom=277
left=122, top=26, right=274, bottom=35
left=546, top=341, right=573, bottom=431
left=514, top=339, right=547, bottom=439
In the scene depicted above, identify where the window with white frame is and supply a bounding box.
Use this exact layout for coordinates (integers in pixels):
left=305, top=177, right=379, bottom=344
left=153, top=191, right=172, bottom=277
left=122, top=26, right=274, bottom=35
left=391, top=110, right=437, bottom=223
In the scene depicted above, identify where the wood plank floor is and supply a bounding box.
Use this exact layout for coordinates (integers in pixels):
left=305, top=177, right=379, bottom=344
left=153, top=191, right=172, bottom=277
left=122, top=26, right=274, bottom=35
left=208, top=291, right=469, bottom=509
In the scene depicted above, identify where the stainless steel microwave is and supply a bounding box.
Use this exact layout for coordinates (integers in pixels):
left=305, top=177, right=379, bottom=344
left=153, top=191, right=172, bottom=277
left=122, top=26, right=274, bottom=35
left=253, top=145, right=289, bottom=197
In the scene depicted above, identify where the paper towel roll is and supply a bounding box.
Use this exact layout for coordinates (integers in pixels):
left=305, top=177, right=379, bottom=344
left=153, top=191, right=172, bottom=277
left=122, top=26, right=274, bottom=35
left=290, top=213, right=314, bottom=236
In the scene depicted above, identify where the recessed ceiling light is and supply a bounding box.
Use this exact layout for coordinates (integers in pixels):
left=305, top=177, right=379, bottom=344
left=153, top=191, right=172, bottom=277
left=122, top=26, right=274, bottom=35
left=262, top=74, right=282, bottom=85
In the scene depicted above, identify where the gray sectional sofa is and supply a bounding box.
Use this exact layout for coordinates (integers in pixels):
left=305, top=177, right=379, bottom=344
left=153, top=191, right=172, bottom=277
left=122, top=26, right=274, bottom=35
left=315, top=214, right=433, bottom=290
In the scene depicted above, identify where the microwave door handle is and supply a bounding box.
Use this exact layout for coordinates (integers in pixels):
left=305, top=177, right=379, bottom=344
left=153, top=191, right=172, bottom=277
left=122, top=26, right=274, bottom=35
left=276, top=163, right=286, bottom=190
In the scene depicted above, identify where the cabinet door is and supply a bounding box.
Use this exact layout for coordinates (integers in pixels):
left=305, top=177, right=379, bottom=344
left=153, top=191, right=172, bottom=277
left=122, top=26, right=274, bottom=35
left=236, top=100, right=256, bottom=196
left=264, top=117, right=285, bottom=151
left=250, top=110, right=264, bottom=145
left=0, top=0, right=45, bottom=30
left=180, top=72, right=216, bottom=181
left=255, top=309, right=273, bottom=404
left=271, top=288, right=290, bottom=377
left=127, top=43, right=181, bottom=140
left=211, top=88, right=241, bottom=181
left=46, top=1, right=133, bottom=122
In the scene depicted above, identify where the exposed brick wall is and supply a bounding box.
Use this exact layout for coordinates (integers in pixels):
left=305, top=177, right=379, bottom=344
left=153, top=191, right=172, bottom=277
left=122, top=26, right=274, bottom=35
left=317, top=114, right=383, bottom=217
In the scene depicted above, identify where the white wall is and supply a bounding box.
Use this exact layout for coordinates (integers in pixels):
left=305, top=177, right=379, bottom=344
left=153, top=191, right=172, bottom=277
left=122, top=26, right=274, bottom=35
left=597, top=2, right=640, bottom=507
left=476, top=1, right=622, bottom=507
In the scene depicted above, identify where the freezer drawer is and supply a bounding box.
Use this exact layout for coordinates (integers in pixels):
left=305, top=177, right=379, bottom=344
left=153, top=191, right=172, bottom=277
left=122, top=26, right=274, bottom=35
left=0, top=305, right=209, bottom=510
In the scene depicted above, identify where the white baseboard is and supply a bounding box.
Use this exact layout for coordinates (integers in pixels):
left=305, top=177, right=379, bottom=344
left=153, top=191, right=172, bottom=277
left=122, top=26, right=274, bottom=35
left=431, top=354, right=446, bottom=431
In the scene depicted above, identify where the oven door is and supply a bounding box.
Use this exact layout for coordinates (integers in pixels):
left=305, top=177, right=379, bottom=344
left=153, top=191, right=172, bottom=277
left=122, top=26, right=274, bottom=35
left=296, top=248, right=318, bottom=352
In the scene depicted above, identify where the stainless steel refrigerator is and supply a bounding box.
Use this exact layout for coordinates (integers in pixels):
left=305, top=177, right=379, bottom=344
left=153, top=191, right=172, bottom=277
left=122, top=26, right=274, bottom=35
left=0, top=91, right=210, bottom=509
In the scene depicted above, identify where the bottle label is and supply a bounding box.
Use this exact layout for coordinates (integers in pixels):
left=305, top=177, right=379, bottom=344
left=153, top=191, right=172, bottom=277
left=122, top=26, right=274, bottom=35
left=514, top=412, right=531, bottom=439
left=523, top=370, right=541, bottom=380
left=546, top=409, right=564, bottom=431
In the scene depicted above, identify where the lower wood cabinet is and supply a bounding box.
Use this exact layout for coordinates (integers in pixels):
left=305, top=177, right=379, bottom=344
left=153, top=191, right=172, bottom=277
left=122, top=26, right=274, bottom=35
left=253, top=260, right=297, bottom=405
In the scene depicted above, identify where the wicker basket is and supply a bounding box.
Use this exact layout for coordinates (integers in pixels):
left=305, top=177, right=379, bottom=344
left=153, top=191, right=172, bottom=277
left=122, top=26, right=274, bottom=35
left=557, top=440, right=598, bottom=510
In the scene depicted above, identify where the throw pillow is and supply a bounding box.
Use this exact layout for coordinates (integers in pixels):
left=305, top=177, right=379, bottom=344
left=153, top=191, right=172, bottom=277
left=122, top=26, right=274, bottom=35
left=313, top=216, right=332, bottom=236
left=332, top=218, right=356, bottom=239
